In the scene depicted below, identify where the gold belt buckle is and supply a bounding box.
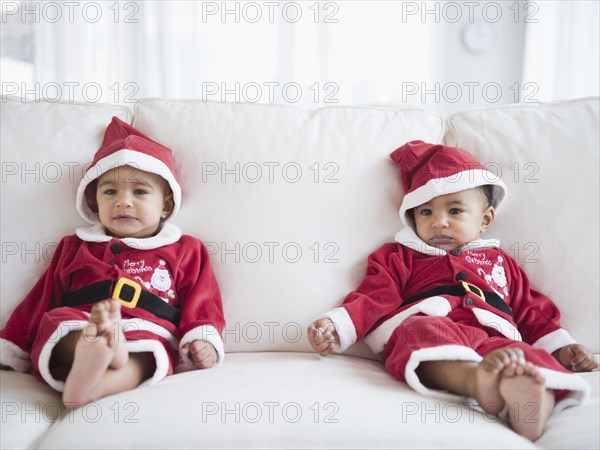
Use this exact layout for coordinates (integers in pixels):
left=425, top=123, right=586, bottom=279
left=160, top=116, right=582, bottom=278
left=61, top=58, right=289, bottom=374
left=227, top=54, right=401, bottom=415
left=113, top=278, right=142, bottom=308
left=461, top=281, right=486, bottom=302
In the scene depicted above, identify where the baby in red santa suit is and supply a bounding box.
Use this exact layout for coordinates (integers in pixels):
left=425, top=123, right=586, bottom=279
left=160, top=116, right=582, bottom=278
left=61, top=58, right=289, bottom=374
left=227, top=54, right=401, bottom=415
left=0, top=117, right=225, bottom=408
left=308, top=140, right=598, bottom=440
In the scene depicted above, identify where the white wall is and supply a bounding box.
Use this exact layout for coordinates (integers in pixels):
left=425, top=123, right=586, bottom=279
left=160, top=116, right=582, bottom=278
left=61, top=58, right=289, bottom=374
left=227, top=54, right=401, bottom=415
left=0, top=1, right=596, bottom=117
left=430, top=4, right=528, bottom=116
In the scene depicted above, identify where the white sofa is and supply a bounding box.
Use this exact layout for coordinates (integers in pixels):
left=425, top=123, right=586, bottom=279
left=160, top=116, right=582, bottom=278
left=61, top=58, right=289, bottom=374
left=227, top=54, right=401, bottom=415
left=1, top=95, right=598, bottom=449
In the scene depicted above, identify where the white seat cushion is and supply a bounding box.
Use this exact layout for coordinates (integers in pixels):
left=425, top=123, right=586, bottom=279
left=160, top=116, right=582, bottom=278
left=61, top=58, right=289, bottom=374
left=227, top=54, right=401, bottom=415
left=0, top=371, right=63, bottom=449
left=34, top=352, right=568, bottom=449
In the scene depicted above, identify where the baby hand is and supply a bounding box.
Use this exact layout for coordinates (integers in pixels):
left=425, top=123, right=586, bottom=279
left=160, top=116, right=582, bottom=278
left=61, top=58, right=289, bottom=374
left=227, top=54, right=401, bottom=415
left=181, top=340, right=218, bottom=369
left=307, top=318, right=339, bottom=357
left=552, top=343, right=599, bottom=372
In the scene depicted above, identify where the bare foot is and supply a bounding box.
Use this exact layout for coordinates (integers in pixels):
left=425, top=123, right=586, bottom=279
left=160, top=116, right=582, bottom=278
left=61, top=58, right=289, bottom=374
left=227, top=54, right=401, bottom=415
left=90, top=300, right=128, bottom=369
left=468, top=348, right=526, bottom=415
left=500, top=361, right=554, bottom=441
left=62, top=323, right=114, bottom=408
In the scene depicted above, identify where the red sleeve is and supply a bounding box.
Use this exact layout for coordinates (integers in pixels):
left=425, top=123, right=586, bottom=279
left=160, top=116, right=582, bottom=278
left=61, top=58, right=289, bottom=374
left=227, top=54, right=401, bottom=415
left=341, top=243, right=408, bottom=341
left=502, top=250, right=563, bottom=345
left=0, top=236, right=74, bottom=370
left=175, top=237, right=225, bottom=345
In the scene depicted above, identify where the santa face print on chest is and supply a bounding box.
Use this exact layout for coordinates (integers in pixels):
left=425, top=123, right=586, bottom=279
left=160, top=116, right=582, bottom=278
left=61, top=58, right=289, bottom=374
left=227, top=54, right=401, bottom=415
left=122, top=258, right=176, bottom=303
left=463, top=251, right=509, bottom=299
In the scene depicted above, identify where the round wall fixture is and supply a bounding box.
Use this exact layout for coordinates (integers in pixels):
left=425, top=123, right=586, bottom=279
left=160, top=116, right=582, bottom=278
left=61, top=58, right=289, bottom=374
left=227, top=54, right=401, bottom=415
left=462, top=22, right=496, bottom=53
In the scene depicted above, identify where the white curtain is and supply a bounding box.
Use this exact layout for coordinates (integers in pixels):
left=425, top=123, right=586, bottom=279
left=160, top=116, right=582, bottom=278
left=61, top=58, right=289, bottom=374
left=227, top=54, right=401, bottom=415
left=30, top=1, right=437, bottom=108
left=521, top=0, right=600, bottom=101
left=4, top=1, right=597, bottom=108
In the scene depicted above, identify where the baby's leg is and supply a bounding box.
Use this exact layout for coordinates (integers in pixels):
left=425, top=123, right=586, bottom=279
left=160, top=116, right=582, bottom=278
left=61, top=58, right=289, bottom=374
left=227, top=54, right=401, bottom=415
left=90, top=300, right=128, bottom=369
left=62, top=324, right=155, bottom=408
left=62, top=322, right=115, bottom=407
left=418, top=348, right=524, bottom=415
left=500, top=362, right=554, bottom=441
left=50, top=301, right=127, bottom=380
left=50, top=329, right=82, bottom=381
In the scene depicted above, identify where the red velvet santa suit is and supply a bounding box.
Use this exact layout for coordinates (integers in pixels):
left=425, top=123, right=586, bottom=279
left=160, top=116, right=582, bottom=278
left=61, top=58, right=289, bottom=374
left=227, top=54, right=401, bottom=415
left=1, top=224, right=225, bottom=391
left=322, top=141, right=589, bottom=410
left=0, top=117, right=225, bottom=392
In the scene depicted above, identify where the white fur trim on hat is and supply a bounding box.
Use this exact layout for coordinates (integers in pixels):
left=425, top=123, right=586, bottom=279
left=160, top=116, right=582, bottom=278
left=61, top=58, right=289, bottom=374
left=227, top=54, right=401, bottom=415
left=76, top=149, right=181, bottom=224
left=399, top=169, right=507, bottom=227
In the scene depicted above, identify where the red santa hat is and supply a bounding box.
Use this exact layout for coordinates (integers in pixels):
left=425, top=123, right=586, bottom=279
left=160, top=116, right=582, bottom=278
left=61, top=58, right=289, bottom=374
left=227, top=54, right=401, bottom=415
left=390, top=140, right=507, bottom=227
left=76, top=116, right=181, bottom=224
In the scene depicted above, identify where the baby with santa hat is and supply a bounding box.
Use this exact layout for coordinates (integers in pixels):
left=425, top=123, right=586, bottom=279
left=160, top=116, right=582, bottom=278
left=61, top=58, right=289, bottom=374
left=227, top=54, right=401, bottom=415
left=0, top=117, right=225, bottom=408
left=308, top=140, right=598, bottom=440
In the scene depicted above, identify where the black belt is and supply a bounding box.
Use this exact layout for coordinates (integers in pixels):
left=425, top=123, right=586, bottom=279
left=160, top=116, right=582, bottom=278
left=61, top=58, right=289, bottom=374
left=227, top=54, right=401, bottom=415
left=64, top=278, right=180, bottom=326
left=404, top=281, right=513, bottom=317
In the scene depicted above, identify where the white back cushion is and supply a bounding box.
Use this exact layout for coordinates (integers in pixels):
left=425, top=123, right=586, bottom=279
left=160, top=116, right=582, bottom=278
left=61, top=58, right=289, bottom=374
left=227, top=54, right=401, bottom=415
left=4, top=96, right=596, bottom=358
left=133, top=100, right=444, bottom=357
left=444, top=97, right=599, bottom=352
left=0, top=97, right=132, bottom=324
